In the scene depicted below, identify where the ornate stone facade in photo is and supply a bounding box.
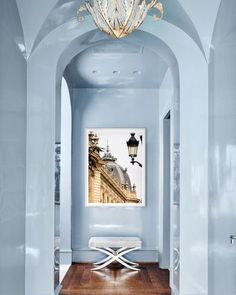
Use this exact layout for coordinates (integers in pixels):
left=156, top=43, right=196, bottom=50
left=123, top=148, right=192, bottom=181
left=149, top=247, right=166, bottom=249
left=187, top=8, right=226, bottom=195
left=88, top=132, right=140, bottom=204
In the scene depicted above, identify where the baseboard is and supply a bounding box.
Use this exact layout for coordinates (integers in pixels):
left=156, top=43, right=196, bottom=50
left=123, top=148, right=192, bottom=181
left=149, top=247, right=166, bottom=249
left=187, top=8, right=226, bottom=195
left=171, top=286, right=208, bottom=295
left=170, top=280, right=208, bottom=295
left=170, top=284, right=179, bottom=295
left=60, top=249, right=72, bottom=265
left=54, top=284, right=62, bottom=295
left=72, top=249, right=159, bottom=263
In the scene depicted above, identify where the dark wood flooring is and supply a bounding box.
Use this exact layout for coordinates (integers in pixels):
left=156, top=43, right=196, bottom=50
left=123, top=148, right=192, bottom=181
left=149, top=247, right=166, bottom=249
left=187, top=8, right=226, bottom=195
left=61, top=263, right=171, bottom=295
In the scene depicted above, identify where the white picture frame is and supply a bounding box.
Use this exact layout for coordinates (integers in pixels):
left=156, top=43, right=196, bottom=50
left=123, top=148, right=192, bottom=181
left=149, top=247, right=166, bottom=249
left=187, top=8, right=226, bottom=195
left=85, top=128, right=146, bottom=207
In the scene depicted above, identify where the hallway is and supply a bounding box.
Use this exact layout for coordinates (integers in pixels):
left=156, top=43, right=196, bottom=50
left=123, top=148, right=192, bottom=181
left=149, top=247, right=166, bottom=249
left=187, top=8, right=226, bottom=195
left=61, top=264, right=170, bottom=295
left=1, top=1, right=236, bottom=295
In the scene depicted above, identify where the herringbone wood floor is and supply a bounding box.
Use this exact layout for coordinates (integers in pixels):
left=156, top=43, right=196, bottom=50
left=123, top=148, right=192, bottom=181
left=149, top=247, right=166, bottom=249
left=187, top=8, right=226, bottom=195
left=61, top=263, right=171, bottom=295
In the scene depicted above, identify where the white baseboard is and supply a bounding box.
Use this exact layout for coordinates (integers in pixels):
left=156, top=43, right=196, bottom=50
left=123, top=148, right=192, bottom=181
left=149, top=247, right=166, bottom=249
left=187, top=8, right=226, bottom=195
left=60, top=249, right=72, bottom=265
left=54, top=284, right=62, bottom=295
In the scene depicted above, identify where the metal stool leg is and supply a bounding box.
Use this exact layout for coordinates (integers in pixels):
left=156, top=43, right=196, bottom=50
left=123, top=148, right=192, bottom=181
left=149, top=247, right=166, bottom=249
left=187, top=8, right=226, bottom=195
left=91, top=246, right=140, bottom=271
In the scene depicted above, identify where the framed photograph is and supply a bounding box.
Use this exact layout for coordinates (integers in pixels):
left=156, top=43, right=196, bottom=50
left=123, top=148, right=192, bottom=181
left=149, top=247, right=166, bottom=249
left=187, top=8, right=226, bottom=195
left=86, top=128, right=145, bottom=206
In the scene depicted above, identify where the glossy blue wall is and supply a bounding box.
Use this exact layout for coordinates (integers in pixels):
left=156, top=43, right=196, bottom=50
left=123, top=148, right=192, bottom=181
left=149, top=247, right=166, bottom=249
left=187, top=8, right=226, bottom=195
left=209, top=0, right=236, bottom=294
left=0, top=1, right=26, bottom=294
left=71, top=88, right=159, bottom=262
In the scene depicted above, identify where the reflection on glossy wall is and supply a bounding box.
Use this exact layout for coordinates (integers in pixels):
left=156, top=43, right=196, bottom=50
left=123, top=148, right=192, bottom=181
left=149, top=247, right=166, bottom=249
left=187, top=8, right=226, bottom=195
left=0, top=1, right=26, bottom=294
left=2, top=0, right=234, bottom=294
left=209, top=0, right=236, bottom=294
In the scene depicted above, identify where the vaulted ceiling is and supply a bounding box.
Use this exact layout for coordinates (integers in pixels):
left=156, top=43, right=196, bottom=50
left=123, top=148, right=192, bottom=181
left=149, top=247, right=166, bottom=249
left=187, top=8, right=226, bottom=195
left=14, top=0, right=222, bottom=87
left=65, top=40, right=167, bottom=88
left=15, top=0, right=222, bottom=58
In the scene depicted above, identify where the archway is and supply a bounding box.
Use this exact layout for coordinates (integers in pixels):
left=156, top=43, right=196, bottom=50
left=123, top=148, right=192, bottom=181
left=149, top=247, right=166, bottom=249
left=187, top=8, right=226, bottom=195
left=25, top=15, right=208, bottom=295
left=56, top=29, right=179, bottom=287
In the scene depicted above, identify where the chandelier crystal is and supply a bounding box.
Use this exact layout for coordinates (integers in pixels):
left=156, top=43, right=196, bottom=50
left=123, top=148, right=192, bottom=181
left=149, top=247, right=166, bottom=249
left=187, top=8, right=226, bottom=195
left=77, top=0, right=163, bottom=39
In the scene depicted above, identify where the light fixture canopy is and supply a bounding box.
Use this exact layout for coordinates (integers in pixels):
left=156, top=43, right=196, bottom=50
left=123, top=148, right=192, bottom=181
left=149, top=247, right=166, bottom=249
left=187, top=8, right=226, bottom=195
left=77, top=0, right=163, bottom=39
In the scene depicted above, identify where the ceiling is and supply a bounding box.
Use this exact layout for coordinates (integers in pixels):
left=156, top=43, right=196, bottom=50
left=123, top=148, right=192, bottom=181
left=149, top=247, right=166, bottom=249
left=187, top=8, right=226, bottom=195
left=28, top=0, right=204, bottom=57
left=64, top=40, right=168, bottom=89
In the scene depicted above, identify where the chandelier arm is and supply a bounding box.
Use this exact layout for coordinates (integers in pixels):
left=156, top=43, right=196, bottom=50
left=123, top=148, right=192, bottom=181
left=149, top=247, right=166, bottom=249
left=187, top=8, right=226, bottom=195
left=85, top=2, right=113, bottom=36
left=123, top=0, right=142, bottom=34
left=96, top=0, right=116, bottom=36
left=113, top=0, right=118, bottom=29
left=77, top=4, right=88, bottom=22
left=147, top=0, right=158, bottom=9
left=106, top=0, right=125, bottom=38
left=146, top=0, right=163, bottom=20
left=84, top=3, right=101, bottom=27
left=152, top=2, right=164, bottom=20
left=104, top=0, right=108, bottom=11
left=136, top=1, right=151, bottom=28
left=124, top=0, right=129, bottom=10
left=118, top=0, right=136, bottom=38
left=126, top=8, right=145, bottom=34
left=85, top=0, right=114, bottom=37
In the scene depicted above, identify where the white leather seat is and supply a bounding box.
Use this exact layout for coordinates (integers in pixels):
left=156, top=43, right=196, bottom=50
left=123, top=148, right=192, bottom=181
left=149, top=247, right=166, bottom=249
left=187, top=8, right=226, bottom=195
left=89, top=237, right=142, bottom=248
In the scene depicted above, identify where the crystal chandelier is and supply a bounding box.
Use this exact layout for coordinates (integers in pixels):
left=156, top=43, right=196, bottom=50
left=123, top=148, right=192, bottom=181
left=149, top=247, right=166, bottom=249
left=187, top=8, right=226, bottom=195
left=77, top=0, right=163, bottom=39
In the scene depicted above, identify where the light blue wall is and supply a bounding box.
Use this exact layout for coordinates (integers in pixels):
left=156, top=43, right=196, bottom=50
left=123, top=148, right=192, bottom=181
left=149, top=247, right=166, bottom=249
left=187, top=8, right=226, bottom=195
left=60, top=79, right=72, bottom=265
left=209, top=0, right=236, bottom=294
left=0, top=1, right=26, bottom=294
left=158, top=69, right=172, bottom=270
left=71, top=88, right=159, bottom=262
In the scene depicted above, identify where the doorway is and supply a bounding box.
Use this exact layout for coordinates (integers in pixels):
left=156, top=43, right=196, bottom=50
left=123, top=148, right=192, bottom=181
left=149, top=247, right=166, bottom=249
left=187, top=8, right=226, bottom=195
left=161, top=111, right=171, bottom=269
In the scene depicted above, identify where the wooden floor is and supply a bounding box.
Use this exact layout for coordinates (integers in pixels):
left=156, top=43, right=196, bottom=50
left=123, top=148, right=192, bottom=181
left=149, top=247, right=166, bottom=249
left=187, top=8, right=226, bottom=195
left=61, top=263, right=171, bottom=295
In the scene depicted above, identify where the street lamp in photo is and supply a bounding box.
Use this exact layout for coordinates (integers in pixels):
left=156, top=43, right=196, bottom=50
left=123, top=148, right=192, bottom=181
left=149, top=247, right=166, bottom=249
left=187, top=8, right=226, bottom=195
left=126, top=133, right=142, bottom=167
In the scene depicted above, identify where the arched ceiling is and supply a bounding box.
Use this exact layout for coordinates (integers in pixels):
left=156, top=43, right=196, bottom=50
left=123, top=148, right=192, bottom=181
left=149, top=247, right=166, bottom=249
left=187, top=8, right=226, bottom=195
left=15, top=0, right=222, bottom=59
left=31, top=0, right=204, bottom=55
left=1, top=0, right=26, bottom=58
left=64, top=39, right=168, bottom=88
left=212, top=0, right=236, bottom=47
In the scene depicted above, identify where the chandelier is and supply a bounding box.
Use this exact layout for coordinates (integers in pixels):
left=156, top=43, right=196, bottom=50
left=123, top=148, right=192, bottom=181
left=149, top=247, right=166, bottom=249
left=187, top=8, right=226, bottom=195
left=77, top=0, right=163, bottom=39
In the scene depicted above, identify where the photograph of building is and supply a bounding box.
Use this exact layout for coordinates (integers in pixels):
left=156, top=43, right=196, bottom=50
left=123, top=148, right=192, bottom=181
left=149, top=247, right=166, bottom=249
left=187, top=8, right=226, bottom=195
left=87, top=129, right=145, bottom=205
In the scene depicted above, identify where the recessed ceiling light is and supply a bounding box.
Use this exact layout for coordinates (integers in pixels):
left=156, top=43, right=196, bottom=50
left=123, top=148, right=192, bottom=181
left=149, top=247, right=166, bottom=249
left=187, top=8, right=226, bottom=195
left=133, top=70, right=141, bottom=75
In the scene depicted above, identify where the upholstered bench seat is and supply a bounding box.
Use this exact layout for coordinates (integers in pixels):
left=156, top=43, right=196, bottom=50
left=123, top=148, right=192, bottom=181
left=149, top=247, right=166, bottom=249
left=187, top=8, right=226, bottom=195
left=89, top=237, right=142, bottom=248
left=89, top=236, right=142, bottom=271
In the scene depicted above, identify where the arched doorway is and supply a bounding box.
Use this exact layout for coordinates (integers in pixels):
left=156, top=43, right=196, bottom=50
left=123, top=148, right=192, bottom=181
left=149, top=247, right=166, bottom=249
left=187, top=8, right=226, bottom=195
left=56, top=29, right=180, bottom=293
left=25, top=15, right=208, bottom=294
